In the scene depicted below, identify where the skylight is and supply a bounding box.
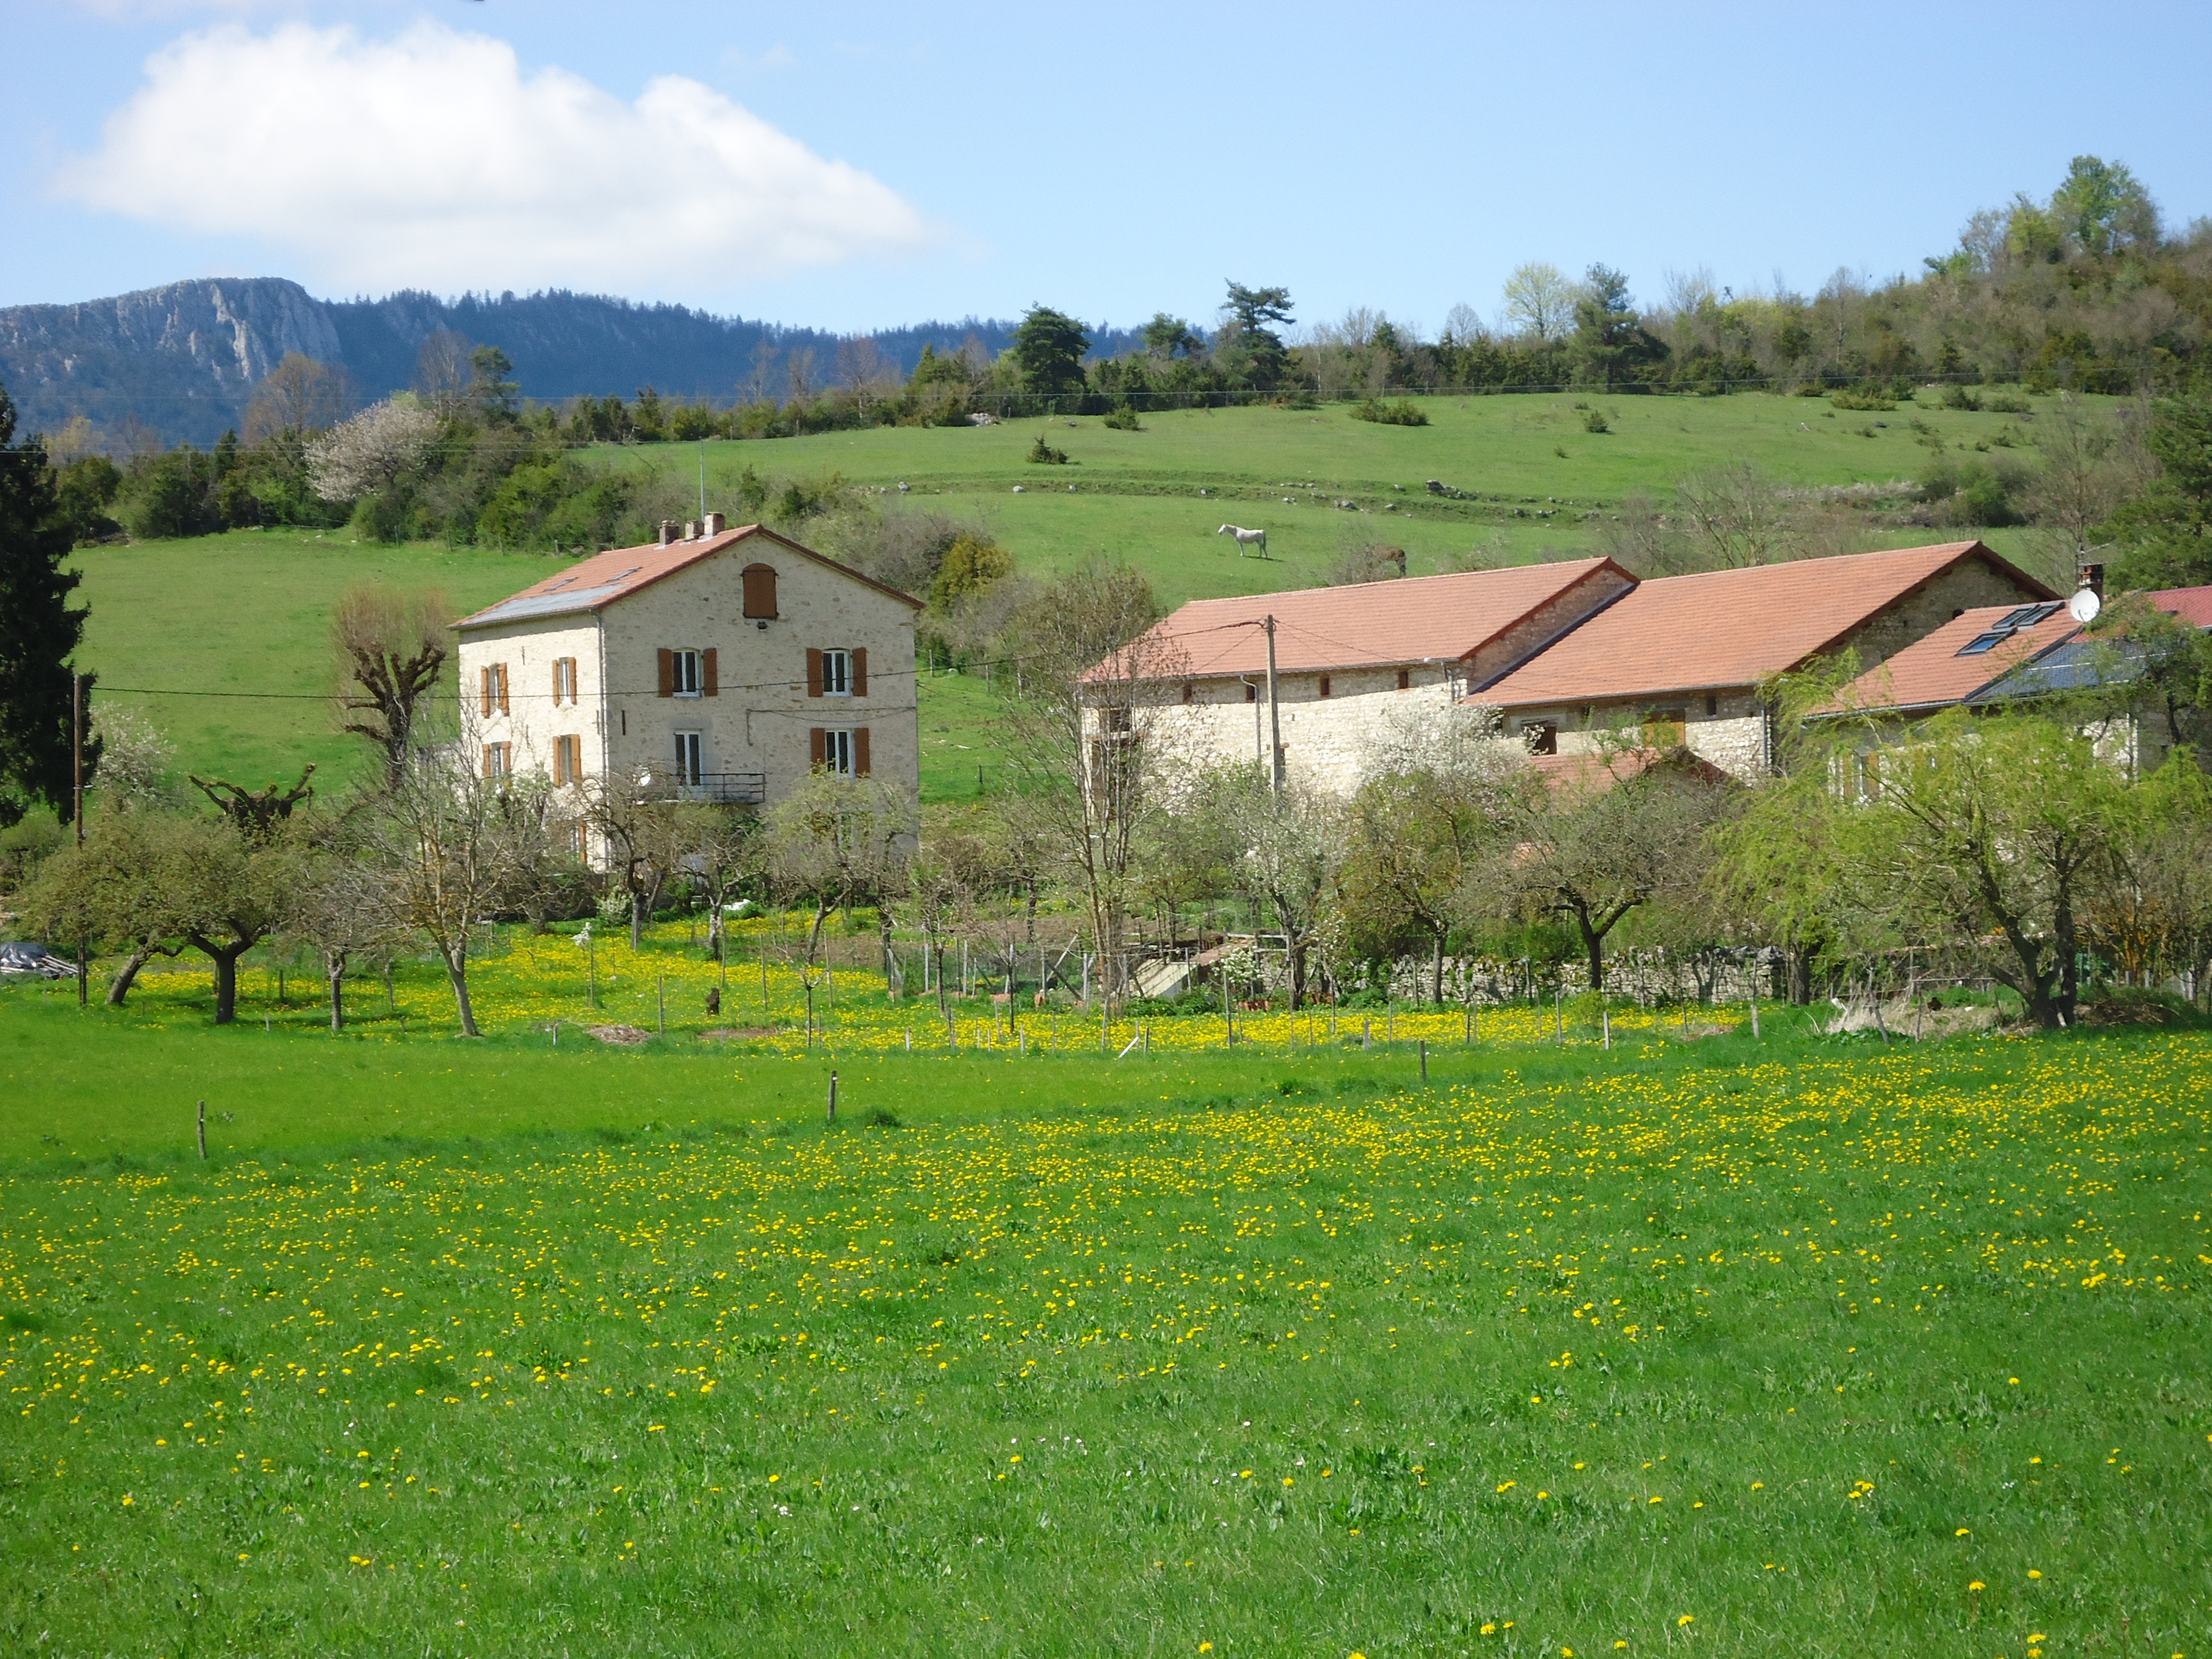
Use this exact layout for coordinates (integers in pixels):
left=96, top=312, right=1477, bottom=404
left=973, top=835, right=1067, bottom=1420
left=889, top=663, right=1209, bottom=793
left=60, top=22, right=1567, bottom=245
left=1956, top=601, right=2063, bottom=656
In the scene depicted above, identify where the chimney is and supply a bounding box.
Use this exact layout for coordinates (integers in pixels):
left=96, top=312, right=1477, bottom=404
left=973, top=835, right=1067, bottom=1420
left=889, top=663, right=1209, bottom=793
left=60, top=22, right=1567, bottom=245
left=703, top=511, right=725, bottom=536
left=658, top=519, right=678, bottom=546
left=684, top=520, right=699, bottom=541
left=2076, top=561, right=2104, bottom=600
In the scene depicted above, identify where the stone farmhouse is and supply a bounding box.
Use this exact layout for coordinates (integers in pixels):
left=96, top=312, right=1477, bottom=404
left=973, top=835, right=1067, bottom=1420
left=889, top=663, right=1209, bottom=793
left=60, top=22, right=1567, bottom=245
left=1122, top=558, right=1634, bottom=791
left=453, top=516, right=923, bottom=847
left=1105, top=540, right=2056, bottom=789
left=1474, top=540, right=2055, bottom=778
left=1823, top=579, right=2212, bottom=776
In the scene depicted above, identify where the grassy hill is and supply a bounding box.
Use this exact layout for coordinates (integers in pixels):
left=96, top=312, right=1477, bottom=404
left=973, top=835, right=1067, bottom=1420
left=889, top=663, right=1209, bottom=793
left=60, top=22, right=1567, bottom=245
left=67, top=392, right=2073, bottom=798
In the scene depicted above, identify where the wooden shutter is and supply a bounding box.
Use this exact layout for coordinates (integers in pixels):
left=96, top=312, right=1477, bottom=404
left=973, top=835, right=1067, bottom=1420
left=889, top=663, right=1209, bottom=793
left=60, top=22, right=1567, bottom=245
left=853, top=727, right=871, bottom=777
left=850, top=647, right=867, bottom=696
left=809, top=727, right=827, bottom=769
left=551, top=661, right=563, bottom=705
left=495, top=662, right=509, bottom=715
left=702, top=647, right=719, bottom=697
left=479, top=667, right=493, bottom=718
left=742, top=563, right=776, bottom=619
left=805, top=648, right=824, bottom=697
left=656, top=648, right=675, bottom=697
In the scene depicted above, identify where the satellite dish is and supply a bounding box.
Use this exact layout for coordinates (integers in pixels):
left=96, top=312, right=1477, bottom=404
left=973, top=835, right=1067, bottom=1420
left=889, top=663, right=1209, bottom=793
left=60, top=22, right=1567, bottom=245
left=2068, top=587, right=2102, bottom=624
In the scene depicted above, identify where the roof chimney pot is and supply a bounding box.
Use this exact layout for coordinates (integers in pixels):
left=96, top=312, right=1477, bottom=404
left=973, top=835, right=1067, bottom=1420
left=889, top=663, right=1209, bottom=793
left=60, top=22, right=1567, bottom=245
left=703, top=511, right=725, bottom=536
left=2077, top=561, right=2104, bottom=599
left=658, top=520, right=678, bottom=546
left=684, top=520, right=699, bottom=541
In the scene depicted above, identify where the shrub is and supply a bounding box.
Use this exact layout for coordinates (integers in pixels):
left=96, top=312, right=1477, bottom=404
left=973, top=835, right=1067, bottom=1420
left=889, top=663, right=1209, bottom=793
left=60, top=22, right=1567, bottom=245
left=1583, top=409, right=1611, bottom=434
left=1985, top=392, right=2033, bottom=414
left=1350, top=398, right=1430, bottom=427
left=1101, top=405, right=1143, bottom=431
left=1026, top=434, right=1069, bottom=464
left=1941, top=384, right=1984, bottom=412
left=1830, top=387, right=1897, bottom=411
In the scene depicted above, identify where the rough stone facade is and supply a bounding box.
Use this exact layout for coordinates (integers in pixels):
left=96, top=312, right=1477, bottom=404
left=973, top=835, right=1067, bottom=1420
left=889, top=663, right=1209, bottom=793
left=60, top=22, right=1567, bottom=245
left=456, top=535, right=919, bottom=858
left=1504, top=558, right=2048, bottom=780
left=1148, top=665, right=1463, bottom=792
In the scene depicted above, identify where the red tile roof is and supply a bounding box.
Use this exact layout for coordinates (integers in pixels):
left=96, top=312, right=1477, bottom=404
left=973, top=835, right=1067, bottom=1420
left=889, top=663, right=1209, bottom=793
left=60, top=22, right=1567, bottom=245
left=454, top=523, right=921, bottom=631
left=1827, top=601, right=2082, bottom=714
left=1114, top=558, right=1629, bottom=680
left=1476, top=541, right=2055, bottom=708
left=2147, top=584, right=2212, bottom=628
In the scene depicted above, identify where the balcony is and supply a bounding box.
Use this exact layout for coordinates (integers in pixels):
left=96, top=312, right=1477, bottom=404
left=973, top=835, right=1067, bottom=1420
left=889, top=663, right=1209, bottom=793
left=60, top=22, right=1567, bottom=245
left=645, top=771, right=765, bottom=805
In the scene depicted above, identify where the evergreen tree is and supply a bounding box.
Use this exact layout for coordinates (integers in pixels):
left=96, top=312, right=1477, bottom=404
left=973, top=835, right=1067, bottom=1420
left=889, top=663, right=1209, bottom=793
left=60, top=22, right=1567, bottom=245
left=1221, top=283, right=1294, bottom=389
left=1010, top=306, right=1090, bottom=396
left=0, top=379, right=92, bottom=828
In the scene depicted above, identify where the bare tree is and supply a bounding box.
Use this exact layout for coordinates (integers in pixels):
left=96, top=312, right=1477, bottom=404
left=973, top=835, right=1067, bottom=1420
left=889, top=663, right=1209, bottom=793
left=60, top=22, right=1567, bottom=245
left=764, top=769, right=912, bottom=1042
left=1000, top=560, right=1182, bottom=1036
left=332, top=585, right=450, bottom=788
left=243, top=353, right=352, bottom=441
left=744, top=340, right=780, bottom=406
left=413, top=329, right=474, bottom=418
left=835, top=336, right=897, bottom=414
left=354, top=747, right=535, bottom=1037
left=1674, top=462, right=1795, bottom=569
left=1198, top=765, right=1347, bottom=1010
left=786, top=347, right=818, bottom=402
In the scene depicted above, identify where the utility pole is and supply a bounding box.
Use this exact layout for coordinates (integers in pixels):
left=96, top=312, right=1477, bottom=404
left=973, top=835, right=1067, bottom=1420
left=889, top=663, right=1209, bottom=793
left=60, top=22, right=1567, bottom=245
left=72, top=672, right=86, bottom=1007
left=1262, top=614, right=1283, bottom=799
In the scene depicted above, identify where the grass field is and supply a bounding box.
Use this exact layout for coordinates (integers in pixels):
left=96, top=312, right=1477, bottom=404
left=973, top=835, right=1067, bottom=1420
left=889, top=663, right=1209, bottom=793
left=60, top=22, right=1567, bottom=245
left=63, top=393, right=2082, bottom=798
left=4, top=963, right=2207, bottom=1657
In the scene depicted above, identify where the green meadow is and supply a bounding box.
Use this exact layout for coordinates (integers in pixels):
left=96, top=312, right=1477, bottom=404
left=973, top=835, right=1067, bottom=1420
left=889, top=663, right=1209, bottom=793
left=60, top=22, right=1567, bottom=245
left=3, top=971, right=2207, bottom=1657
left=64, top=392, right=2072, bottom=796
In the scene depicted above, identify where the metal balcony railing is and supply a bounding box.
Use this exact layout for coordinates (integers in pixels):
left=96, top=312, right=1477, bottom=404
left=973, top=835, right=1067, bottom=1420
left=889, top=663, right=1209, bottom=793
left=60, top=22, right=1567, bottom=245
left=647, top=771, right=766, bottom=805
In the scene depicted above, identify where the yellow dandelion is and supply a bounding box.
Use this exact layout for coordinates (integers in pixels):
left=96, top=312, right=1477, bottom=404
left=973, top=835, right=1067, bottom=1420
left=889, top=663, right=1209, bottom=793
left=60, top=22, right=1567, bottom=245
left=1677, top=1615, right=1694, bottom=1627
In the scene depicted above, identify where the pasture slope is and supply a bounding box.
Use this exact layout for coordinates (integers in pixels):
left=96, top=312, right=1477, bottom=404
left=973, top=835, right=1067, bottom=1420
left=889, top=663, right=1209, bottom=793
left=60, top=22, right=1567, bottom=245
left=1, top=966, right=2207, bottom=1657
left=65, top=392, right=2076, bottom=797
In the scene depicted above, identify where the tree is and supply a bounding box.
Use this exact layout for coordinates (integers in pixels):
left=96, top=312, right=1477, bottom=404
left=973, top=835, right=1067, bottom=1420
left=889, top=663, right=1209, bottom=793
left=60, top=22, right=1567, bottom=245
left=243, top=353, right=351, bottom=442
left=331, top=584, right=451, bottom=788
left=1508, top=751, right=1735, bottom=993
left=1141, top=313, right=1202, bottom=359
left=1220, top=283, right=1294, bottom=388
left=413, top=329, right=475, bottom=417
left=1203, top=765, right=1347, bottom=1010
left=307, top=400, right=440, bottom=505
left=763, top=769, right=911, bottom=1041
left=1344, top=712, right=1533, bottom=1003
left=1674, top=462, right=1794, bottom=569
left=468, top=346, right=520, bottom=424
left=0, top=378, right=92, bottom=828
left=1572, top=265, right=1664, bottom=391
left=179, top=767, right=314, bottom=1023
left=2050, top=155, right=2160, bottom=259
left=2026, top=395, right=2135, bottom=557
left=2109, top=395, right=2212, bottom=589
left=20, top=805, right=193, bottom=1006
left=1500, top=262, right=1574, bottom=343
left=1010, top=306, right=1091, bottom=396
left=353, top=749, right=533, bottom=1037
left=1000, top=559, right=1180, bottom=1033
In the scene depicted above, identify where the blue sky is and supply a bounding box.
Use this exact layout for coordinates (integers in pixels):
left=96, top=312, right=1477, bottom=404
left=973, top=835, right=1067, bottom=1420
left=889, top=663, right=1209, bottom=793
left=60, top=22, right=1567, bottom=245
left=7, top=1, right=2210, bottom=337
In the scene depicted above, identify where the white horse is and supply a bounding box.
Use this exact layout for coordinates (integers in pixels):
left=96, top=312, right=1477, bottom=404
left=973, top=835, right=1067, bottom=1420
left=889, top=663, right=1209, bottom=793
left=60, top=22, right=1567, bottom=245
left=1217, top=524, right=1267, bottom=558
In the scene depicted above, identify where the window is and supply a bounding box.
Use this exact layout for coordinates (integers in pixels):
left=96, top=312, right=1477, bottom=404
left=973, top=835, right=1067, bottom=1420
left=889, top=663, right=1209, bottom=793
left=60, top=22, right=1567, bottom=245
left=810, top=727, right=870, bottom=777
left=741, top=563, right=778, bottom=620
left=1318, top=674, right=1332, bottom=699
left=1244, top=682, right=1258, bottom=704
left=674, top=731, right=704, bottom=786
left=1395, top=667, right=1411, bottom=691
left=1102, top=705, right=1133, bottom=733
left=822, top=649, right=851, bottom=695
left=552, top=657, right=578, bottom=706
left=479, top=663, right=509, bottom=717
left=1705, top=692, right=1719, bottom=717
left=673, top=649, right=701, bottom=696
left=1181, top=682, right=1195, bottom=705
left=807, top=647, right=866, bottom=697
left=553, top=734, right=582, bottom=785
left=1957, top=601, right=2064, bottom=656
left=658, top=647, right=715, bottom=697
left=481, top=741, right=512, bottom=779
left=1519, top=719, right=1558, bottom=756
left=1648, top=708, right=1688, bottom=746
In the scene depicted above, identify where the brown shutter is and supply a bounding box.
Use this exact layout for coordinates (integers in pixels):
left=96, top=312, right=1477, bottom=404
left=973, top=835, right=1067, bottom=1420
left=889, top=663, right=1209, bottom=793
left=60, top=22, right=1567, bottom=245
left=702, top=647, right=719, bottom=697
left=657, top=648, right=674, bottom=697
left=850, top=647, right=867, bottom=696
left=805, top=648, right=824, bottom=697
left=853, top=726, right=871, bottom=777
left=479, top=667, right=492, bottom=718
left=480, top=743, right=493, bottom=778
left=809, top=727, right=827, bottom=769
left=552, top=661, right=563, bottom=705
left=552, top=736, right=566, bottom=784
left=742, top=563, right=776, bottom=619
left=495, top=662, right=509, bottom=715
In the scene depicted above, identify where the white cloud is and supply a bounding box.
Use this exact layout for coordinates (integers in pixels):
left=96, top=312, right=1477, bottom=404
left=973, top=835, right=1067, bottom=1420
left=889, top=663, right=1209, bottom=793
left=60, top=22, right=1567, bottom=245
left=56, top=21, right=933, bottom=293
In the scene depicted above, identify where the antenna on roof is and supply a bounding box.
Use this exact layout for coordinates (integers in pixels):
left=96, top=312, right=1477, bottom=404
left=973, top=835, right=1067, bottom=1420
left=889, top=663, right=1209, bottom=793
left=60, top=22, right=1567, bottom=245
left=698, top=440, right=707, bottom=522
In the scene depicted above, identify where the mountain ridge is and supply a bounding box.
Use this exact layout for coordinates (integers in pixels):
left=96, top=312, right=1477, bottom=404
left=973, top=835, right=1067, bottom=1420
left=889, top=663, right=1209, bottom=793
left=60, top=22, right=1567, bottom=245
left=0, top=277, right=1144, bottom=447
